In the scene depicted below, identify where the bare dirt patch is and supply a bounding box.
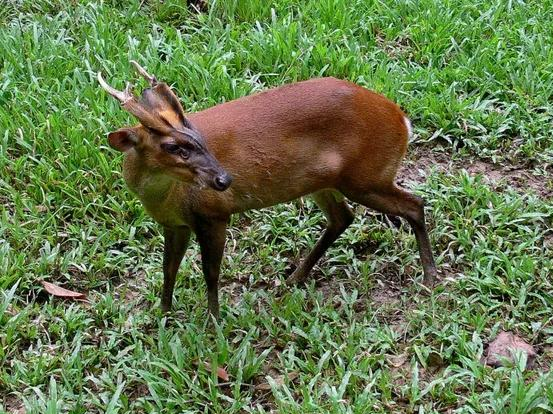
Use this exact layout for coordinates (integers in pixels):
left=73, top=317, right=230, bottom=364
left=368, top=277, right=406, bottom=335
left=220, top=278, right=250, bottom=308
left=3, top=394, right=25, bottom=414
left=399, top=146, right=553, bottom=198
left=1, top=195, right=15, bottom=217
left=545, top=233, right=553, bottom=249
left=373, top=27, right=414, bottom=60
left=115, top=269, right=148, bottom=304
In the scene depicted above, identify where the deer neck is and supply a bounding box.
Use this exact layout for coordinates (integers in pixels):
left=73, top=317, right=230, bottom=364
left=121, top=151, right=191, bottom=227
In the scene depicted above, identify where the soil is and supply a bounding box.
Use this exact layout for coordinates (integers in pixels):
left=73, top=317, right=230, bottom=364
left=399, top=145, right=552, bottom=198
left=3, top=394, right=25, bottom=414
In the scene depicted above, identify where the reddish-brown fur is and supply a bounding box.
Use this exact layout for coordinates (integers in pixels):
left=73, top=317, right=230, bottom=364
left=186, top=79, right=405, bottom=212
left=100, top=67, right=437, bottom=318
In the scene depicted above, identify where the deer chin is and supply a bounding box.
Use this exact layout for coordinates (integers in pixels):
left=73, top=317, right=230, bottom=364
left=193, top=175, right=209, bottom=190
left=193, top=168, right=229, bottom=191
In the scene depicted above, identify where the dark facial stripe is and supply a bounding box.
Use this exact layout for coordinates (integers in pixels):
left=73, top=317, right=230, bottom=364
left=174, top=128, right=206, bottom=150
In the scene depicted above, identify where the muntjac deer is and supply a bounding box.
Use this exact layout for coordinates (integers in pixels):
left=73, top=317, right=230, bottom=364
left=98, top=61, right=437, bottom=318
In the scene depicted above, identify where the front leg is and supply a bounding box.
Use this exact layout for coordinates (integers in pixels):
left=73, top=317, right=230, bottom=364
left=194, top=217, right=228, bottom=319
left=162, top=226, right=191, bottom=312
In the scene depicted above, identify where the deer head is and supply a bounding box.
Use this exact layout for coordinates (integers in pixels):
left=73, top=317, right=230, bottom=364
left=98, top=61, right=232, bottom=191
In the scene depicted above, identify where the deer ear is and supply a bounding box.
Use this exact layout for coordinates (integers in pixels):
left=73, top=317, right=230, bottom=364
left=107, top=128, right=139, bottom=152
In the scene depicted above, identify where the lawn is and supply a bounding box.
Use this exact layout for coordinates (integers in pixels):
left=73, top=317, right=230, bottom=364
left=1, top=0, right=553, bottom=412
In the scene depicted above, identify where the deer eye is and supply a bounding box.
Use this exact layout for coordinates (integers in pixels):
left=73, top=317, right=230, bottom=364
left=180, top=148, right=190, bottom=159
left=162, top=143, right=180, bottom=154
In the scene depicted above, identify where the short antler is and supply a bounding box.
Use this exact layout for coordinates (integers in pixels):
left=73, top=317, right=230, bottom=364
left=97, top=72, right=134, bottom=104
left=130, top=60, right=157, bottom=86
left=99, top=61, right=193, bottom=135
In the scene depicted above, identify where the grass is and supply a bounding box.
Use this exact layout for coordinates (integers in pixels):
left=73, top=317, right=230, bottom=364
left=1, top=0, right=553, bottom=412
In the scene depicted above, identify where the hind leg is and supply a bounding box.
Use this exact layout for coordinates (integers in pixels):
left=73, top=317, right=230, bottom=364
left=344, top=185, right=437, bottom=286
left=287, top=190, right=354, bottom=285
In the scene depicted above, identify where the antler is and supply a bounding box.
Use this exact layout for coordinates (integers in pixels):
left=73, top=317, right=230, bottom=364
left=130, top=60, right=157, bottom=86
left=97, top=72, right=135, bottom=104
left=98, top=61, right=197, bottom=137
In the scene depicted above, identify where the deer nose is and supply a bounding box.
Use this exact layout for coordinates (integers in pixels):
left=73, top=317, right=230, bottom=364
left=213, top=173, right=232, bottom=191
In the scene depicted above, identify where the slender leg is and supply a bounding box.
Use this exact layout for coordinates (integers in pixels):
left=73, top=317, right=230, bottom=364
left=194, top=218, right=228, bottom=319
left=287, top=190, right=354, bottom=285
left=345, top=185, right=437, bottom=286
left=162, top=226, right=191, bottom=312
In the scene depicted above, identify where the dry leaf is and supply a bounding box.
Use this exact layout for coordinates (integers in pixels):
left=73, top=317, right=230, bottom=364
left=256, top=371, right=298, bottom=391
left=387, top=353, right=408, bottom=368
left=41, top=281, right=87, bottom=300
left=203, top=361, right=229, bottom=381
left=482, top=331, right=536, bottom=369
